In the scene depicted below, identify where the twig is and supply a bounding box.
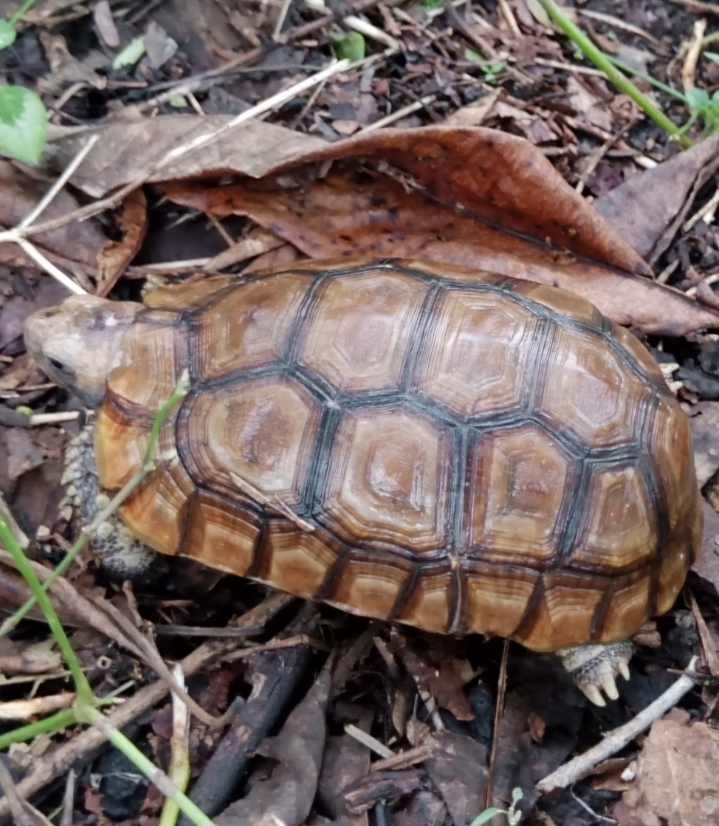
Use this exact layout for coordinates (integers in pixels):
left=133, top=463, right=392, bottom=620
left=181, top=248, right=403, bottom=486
left=361, top=95, right=436, bottom=132
left=486, top=639, right=509, bottom=809
left=682, top=18, right=708, bottom=91
left=0, top=60, right=351, bottom=251
left=497, top=0, right=521, bottom=37
left=575, top=120, right=635, bottom=194
left=158, top=664, right=191, bottom=826
left=273, top=0, right=294, bottom=39
left=668, top=0, right=719, bottom=14
left=16, top=239, right=86, bottom=295
left=345, top=723, right=395, bottom=758
left=536, top=657, right=700, bottom=793
left=682, top=181, right=719, bottom=232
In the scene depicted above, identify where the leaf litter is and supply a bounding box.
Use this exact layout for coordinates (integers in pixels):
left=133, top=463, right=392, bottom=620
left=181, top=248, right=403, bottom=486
left=3, top=0, right=719, bottom=824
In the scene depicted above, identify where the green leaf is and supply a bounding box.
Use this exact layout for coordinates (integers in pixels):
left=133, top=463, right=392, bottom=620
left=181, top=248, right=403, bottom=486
left=112, top=36, right=146, bottom=70
left=0, top=21, right=16, bottom=49
left=333, top=31, right=365, bottom=62
left=0, top=85, right=46, bottom=164
left=469, top=807, right=506, bottom=826
left=465, top=48, right=485, bottom=63
left=704, top=51, right=719, bottom=66
left=511, top=788, right=523, bottom=805
left=686, top=87, right=710, bottom=111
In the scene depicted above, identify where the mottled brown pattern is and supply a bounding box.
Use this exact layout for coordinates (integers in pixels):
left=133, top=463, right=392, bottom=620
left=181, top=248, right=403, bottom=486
left=104, top=258, right=702, bottom=651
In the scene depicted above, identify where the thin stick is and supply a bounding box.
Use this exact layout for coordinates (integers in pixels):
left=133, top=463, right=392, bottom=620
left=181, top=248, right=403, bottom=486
left=536, top=657, right=700, bottom=793
left=361, top=95, right=436, bottom=132
left=17, top=239, right=86, bottom=295
left=19, top=135, right=99, bottom=229
left=682, top=18, right=708, bottom=91
left=273, top=0, right=294, bottom=40
left=486, top=639, right=509, bottom=809
left=0, top=60, right=351, bottom=251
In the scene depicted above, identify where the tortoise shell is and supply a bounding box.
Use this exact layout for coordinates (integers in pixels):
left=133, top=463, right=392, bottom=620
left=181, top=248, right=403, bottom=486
left=97, top=258, right=701, bottom=651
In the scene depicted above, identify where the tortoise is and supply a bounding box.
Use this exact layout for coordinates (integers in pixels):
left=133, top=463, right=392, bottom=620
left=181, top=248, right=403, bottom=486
left=24, top=257, right=702, bottom=706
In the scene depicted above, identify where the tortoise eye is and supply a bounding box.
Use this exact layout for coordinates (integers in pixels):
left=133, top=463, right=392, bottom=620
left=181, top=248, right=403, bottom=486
left=49, top=358, right=67, bottom=373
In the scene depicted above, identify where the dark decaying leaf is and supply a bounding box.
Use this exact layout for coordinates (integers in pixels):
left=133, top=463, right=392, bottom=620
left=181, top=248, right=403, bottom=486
left=423, top=731, right=488, bottom=826
left=160, top=125, right=719, bottom=336
left=0, top=162, right=145, bottom=291
left=317, top=734, right=370, bottom=826
left=693, top=501, right=719, bottom=596
left=213, top=665, right=331, bottom=826
left=595, top=132, right=719, bottom=264
left=688, top=402, right=719, bottom=486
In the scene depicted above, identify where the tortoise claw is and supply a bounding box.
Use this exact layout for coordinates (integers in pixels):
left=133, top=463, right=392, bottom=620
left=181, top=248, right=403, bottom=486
left=557, top=640, right=633, bottom=706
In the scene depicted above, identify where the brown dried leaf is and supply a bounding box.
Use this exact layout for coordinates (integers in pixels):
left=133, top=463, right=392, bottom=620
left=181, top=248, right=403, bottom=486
left=693, top=500, right=719, bottom=595
left=621, top=717, right=719, bottom=826
left=51, top=117, right=326, bottom=199
left=161, top=126, right=718, bottom=336
left=688, top=402, right=719, bottom=486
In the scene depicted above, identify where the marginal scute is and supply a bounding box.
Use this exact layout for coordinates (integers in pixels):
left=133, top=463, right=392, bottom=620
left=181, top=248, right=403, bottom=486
left=119, top=457, right=195, bottom=555
left=596, top=574, right=651, bottom=643
left=182, top=378, right=322, bottom=504
left=572, top=465, right=656, bottom=570
left=464, top=564, right=538, bottom=638
left=144, top=275, right=235, bottom=310
left=611, top=323, right=666, bottom=384
left=651, top=400, right=697, bottom=532
left=328, top=554, right=413, bottom=620
left=182, top=489, right=260, bottom=576
left=655, top=536, right=693, bottom=615
left=257, top=523, right=341, bottom=599
left=323, top=407, right=451, bottom=552
left=510, top=280, right=600, bottom=326
left=298, top=271, right=427, bottom=393
left=416, top=290, right=537, bottom=417
left=540, top=328, right=646, bottom=447
left=467, top=424, right=571, bottom=564
left=397, top=566, right=452, bottom=633
left=515, top=571, right=607, bottom=651
left=196, top=272, right=311, bottom=379
left=95, top=403, right=151, bottom=490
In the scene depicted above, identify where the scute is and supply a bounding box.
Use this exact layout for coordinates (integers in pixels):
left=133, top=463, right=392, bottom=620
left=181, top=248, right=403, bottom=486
left=466, top=423, right=573, bottom=565
left=95, top=259, right=701, bottom=652
left=540, top=327, right=647, bottom=447
left=322, top=407, right=451, bottom=552
left=416, top=289, right=538, bottom=417
left=180, top=377, right=322, bottom=505
left=298, top=270, right=427, bottom=393
left=195, top=272, right=311, bottom=380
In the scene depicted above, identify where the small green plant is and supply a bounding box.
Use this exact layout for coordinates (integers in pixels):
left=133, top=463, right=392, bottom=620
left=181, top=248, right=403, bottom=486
left=465, top=49, right=504, bottom=84
left=0, top=0, right=47, bottom=164
left=682, top=87, right=719, bottom=137
left=0, top=374, right=219, bottom=825
left=332, top=31, right=366, bottom=62
left=470, top=788, right=524, bottom=826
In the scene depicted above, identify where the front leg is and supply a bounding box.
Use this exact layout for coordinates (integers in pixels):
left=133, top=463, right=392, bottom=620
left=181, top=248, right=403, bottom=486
left=556, top=640, right=633, bottom=706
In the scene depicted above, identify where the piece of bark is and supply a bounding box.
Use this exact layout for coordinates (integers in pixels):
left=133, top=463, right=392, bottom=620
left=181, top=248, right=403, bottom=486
left=214, top=664, right=332, bottom=826
left=177, top=605, right=316, bottom=825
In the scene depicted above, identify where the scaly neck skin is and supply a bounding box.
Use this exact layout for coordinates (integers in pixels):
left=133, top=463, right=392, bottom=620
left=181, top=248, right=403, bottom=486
left=24, top=295, right=143, bottom=407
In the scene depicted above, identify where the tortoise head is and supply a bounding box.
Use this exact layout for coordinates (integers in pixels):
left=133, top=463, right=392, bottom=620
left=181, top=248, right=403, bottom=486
left=24, top=294, right=142, bottom=407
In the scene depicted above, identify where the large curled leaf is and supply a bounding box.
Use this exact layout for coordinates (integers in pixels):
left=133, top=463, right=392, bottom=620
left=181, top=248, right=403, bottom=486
left=0, top=86, right=46, bottom=164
